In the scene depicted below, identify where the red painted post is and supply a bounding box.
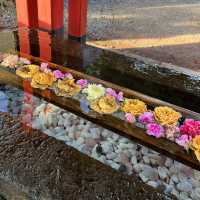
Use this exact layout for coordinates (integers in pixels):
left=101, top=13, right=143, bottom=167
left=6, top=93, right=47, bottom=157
left=18, top=29, right=31, bottom=56
left=15, top=0, right=38, bottom=28
left=68, top=0, right=88, bottom=42
left=37, top=0, right=64, bottom=32
left=38, top=31, right=52, bottom=61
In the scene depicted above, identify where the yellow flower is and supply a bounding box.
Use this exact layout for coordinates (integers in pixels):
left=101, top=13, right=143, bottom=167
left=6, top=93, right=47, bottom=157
left=121, top=99, right=147, bottom=116
left=31, top=72, right=56, bottom=90
left=194, top=148, right=200, bottom=161
left=90, top=95, right=119, bottom=114
left=154, top=106, right=181, bottom=126
left=191, top=135, right=200, bottom=150
left=55, top=79, right=81, bottom=97
left=16, top=65, right=39, bottom=79
left=83, top=84, right=105, bottom=101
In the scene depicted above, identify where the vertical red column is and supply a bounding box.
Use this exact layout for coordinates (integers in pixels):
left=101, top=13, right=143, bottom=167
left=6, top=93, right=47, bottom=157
left=38, top=31, right=52, bottom=61
left=37, top=0, right=64, bottom=32
left=15, top=0, right=38, bottom=28
left=18, top=29, right=31, bottom=56
left=68, top=0, right=88, bottom=42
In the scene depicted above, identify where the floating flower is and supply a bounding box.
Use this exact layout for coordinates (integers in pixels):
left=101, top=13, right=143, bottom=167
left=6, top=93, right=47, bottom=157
left=90, top=95, right=119, bottom=114
left=125, top=113, right=136, bottom=123
left=76, top=79, right=88, bottom=89
left=180, top=119, right=200, bottom=138
left=165, top=125, right=180, bottom=141
left=117, top=91, right=124, bottom=102
left=80, top=99, right=90, bottom=113
left=194, top=148, right=200, bottom=162
left=53, top=70, right=65, bottom=79
left=106, top=88, right=124, bottom=102
left=106, top=88, right=117, bottom=98
left=54, top=78, right=81, bottom=97
left=83, top=84, right=105, bottom=101
left=121, top=99, right=147, bottom=117
left=146, top=123, right=164, bottom=138
left=138, top=112, right=155, bottom=125
left=16, top=65, right=39, bottom=79
left=65, top=72, right=73, bottom=79
left=176, top=134, right=192, bottom=149
left=40, top=63, right=48, bottom=70
left=1, top=54, right=19, bottom=68
left=19, top=57, right=31, bottom=65
left=40, top=63, right=52, bottom=73
left=154, top=106, right=181, bottom=126
left=31, top=72, right=56, bottom=90
left=191, top=135, right=200, bottom=150
left=191, top=135, right=200, bottom=161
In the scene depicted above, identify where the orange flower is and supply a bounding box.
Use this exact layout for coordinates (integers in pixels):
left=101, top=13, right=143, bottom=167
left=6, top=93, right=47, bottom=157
left=55, top=78, right=81, bottom=97
left=121, top=99, right=147, bottom=116
left=90, top=95, right=119, bottom=114
left=31, top=72, right=56, bottom=90
left=16, top=65, right=39, bottom=79
left=194, top=148, right=200, bottom=161
left=154, top=106, right=181, bottom=126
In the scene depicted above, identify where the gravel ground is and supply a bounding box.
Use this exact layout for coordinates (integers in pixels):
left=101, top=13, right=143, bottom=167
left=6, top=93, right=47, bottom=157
left=1, top=85, right=200, bottom=200
left=0, top=111, right=174, bottom=200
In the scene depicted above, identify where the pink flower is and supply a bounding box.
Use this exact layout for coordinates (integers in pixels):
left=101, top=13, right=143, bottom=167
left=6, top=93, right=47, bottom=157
left=180, top=119, right=200, bottom=138
left=125, top=113, right=136, bottom=124
left=117, top=91, right=124, bottom=102
left=146, top=123, right=164, bottom=138
left=138, top=112, right=155, bottom=125
left=106, top=88, right=124, bottom=102
left=165, top=125, right=180, bottom=141
left=175, top=134, right=192, bottom=149
left=40, top=62, right=52, bottom=73
left=19, top=57, right=31, bottom=65
left=40, top=63, right=48, bottom=71
left=65, top=73, right=73, bottom=79
left=53, top=70, right=65, bottom=79
left=76, top=79, right=88, bottom=88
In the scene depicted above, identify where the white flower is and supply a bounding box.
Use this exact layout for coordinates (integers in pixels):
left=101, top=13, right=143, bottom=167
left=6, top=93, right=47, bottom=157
left=83, top=84, right=105, bottom=101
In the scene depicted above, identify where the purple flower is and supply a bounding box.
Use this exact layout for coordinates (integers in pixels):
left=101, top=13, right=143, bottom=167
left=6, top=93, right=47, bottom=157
left=146, top=123, right=164, bottom=138
left=138, top=112, right=155, bottom=125
left=65, top=73, right=73, bottom=79
left=117, top=91, right=124, bottom=102
left=175, top=134, right=192, bottom=149
left=76, top=79, right=88, bottom=88
left=106, top=88, right=124, bottom=102
left=53, top=70, right=65, bottom=79
left=106, top=88, right=117, bottom=98
left=125, top=113, right=136, bottom=124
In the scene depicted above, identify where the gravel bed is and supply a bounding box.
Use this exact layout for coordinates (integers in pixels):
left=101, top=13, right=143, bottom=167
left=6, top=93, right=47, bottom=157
left=1, top=85, right=200, bottom=200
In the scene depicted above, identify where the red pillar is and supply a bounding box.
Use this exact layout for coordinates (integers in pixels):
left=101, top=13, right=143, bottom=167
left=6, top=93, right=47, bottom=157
left=38, top=31, right=52, bottom=61
left=37, top=0, right=64, bottom=32
left=18, top=29, right=31, bottom=56
left=15, top=0, right=38, bottom=28
left=68, top=0, right=88, bottom=42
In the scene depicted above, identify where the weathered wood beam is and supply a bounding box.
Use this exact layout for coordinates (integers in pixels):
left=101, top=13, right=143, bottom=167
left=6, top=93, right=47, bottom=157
left=0, top=55, right=200, bottom=170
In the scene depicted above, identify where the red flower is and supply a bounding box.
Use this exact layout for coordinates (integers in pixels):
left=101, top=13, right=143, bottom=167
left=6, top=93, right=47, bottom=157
left=180, top=119, right=200, bottom=138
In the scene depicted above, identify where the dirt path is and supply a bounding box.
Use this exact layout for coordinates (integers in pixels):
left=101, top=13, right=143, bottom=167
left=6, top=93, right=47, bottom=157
left=87, top=0, right=200, bottom=71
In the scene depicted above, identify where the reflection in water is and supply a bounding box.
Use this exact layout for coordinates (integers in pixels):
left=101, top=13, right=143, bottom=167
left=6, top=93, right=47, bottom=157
left=0, top=28, right=200, bottom=112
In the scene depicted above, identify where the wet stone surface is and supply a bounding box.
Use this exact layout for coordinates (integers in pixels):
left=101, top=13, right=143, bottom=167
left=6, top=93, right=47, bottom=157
left=0, top=113, right=174, bottom=200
